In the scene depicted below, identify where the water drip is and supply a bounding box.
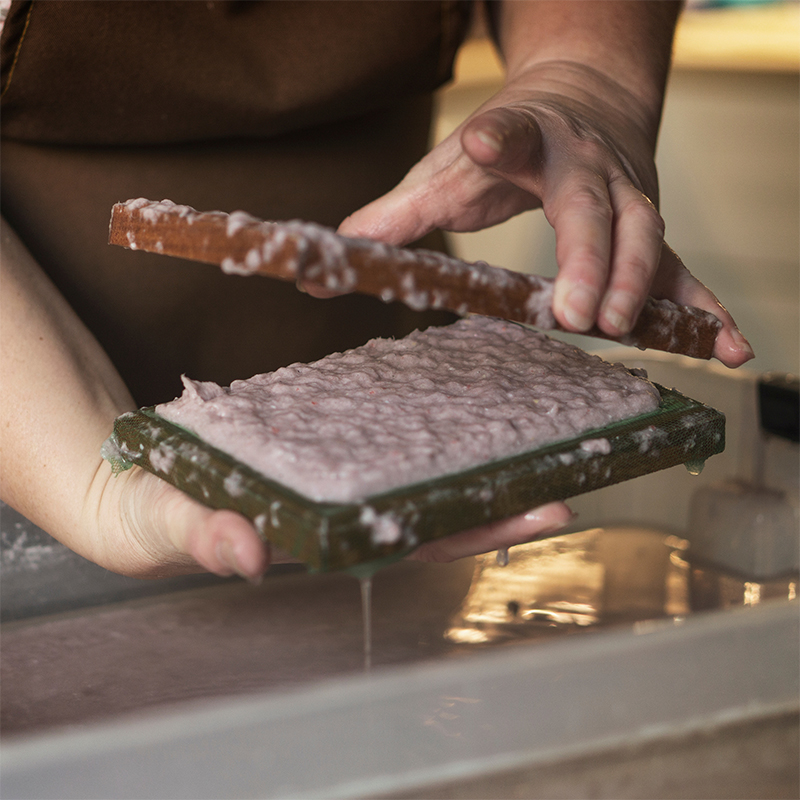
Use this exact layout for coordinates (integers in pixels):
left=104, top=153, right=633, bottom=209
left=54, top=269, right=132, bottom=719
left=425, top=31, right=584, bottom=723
left=345, top=555, right=403, bottom=672
left=359, top=577, right=372, bottom=671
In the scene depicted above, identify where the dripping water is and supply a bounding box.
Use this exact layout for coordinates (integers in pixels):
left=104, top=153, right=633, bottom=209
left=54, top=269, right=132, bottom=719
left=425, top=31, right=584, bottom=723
left=359, top=576, right=372, bottom=671
left=685, top=459, right=706, bottom=476
left=496, top=548, right=510, bottom=567
left=347, top=553, right=404, bottom=672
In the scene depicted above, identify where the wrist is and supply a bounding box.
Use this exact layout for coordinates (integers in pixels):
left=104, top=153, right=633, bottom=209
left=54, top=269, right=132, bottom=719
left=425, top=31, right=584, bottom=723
left=502, top=60, right=661, bottom=151
left=492, top=0, right=679, bottom=140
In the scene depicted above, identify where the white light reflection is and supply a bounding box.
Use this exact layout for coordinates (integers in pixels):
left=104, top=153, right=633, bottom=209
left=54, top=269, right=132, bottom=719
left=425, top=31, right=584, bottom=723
left=446, top=628, right=490, bottom=645
left=743, top=582, right=762, bottom=606
left=423, top=696, right=483, bottom=739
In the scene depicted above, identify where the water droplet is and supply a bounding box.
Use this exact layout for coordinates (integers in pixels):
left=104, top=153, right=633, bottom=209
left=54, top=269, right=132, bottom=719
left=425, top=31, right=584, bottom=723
left=685, top=459, right=705, bottom=476
left=345, top=553, right=420, bottom=671
left=496, top=548, right=509, bottom=567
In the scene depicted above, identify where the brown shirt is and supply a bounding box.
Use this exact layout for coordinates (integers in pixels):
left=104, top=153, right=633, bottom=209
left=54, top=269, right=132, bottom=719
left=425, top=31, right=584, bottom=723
left=1, top=1, right=470, bottom=405
left=1, top=0, right=470, bottom=145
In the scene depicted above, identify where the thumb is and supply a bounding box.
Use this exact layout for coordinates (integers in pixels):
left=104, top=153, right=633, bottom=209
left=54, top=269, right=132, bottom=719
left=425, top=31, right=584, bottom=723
left=116, top=468, right=272, bottom=581
left=305, top=185, right=429, bottom=296
left=337, top=183, right=431, bottom=247
left=305, top=187, right=430, bottom=295
left=178, top=507, right=272, bottom=583
left=339, top=107, right=543, bottom=246
left=461, top=106, right=543, bottom=173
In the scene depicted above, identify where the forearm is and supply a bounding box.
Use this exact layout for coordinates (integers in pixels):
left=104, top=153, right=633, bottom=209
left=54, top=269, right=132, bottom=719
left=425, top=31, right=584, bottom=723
left=489, top=0, right=681, bottom=143
left=0, top=217, right=136, bottom=561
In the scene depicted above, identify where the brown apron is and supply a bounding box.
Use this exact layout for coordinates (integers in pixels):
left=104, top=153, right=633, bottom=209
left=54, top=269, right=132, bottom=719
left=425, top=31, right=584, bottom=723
left=1, top=1, right=470, bottom=406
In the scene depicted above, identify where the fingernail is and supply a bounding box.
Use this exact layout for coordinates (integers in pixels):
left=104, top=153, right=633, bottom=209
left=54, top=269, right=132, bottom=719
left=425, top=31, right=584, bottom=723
left=523, top=508, right=577, bottom=531
left=730, top=327, right=755, bottom=360
left=521, top=510, right=575, bottom=543
left=474, top=129, right=504, bottom=154
left=561, top=285, right=597, bottom=332
left=600, top=291, right=638, bottom=335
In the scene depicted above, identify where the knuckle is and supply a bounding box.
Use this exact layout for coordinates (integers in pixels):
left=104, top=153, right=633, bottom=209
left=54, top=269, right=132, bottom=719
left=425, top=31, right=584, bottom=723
left=620, top=255, right=656, bottom=288
left=552, top=182, right=613, bottom=224
left=630, top=201, right=665, bottom=236
left=614, top=187, right=665, bottom=233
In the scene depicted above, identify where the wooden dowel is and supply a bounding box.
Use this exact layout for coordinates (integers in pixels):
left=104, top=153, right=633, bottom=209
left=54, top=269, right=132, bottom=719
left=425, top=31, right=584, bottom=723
left=110, top=199, right=722, bottom=359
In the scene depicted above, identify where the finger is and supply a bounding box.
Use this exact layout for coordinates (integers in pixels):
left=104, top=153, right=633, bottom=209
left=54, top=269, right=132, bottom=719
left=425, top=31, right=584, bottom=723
left=461, top=106, right=543, bottom=172
left=305, top=191, right=430, bottom=293
left=338, top=121, right=535, bottom=246
left=408, top=501, right=573, bottom=563
left=312, top=186, right=431, bottom=294
left=548, top=173, right=614, bottom=332
left=337, top=177, right=434, bottom=247
left=597, top=179, right=665, bottom=337
left=299, top=281, right=341, bottom=299
left=181, top=508, right=271, bottom=584
left=713, top=321, right=756, bottom=369
left=653, top=244, right=754, bottom=368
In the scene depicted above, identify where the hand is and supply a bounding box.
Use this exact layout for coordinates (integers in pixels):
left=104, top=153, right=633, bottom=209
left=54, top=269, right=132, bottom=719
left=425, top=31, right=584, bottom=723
left=82, top=463, right=272, bottom=581
left=88, top=460, right=572, bottom=578
left=338, top=62, right=753, bottom=368
left=3, top=212, right=569, bottom=581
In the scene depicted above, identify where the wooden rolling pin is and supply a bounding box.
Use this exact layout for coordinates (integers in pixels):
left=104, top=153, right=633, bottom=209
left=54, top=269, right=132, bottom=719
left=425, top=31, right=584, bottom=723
left=109, top=198, right=722, bottom=359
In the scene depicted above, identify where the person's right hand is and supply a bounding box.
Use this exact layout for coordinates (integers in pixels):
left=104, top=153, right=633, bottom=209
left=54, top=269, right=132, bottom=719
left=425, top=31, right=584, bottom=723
left=336, top=61, right=753, bottom=368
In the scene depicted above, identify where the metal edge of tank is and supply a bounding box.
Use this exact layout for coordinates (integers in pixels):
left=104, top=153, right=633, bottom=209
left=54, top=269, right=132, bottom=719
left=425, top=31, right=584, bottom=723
left=1, top=599, right=797, bottom=800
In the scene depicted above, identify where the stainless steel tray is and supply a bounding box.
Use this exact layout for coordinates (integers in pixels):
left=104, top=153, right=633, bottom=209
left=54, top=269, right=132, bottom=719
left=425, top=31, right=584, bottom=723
left=105, top=385, right=724, bottom=572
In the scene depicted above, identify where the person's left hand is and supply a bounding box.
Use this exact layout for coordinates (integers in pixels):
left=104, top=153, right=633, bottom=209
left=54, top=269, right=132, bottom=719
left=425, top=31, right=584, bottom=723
left=95, top=462, right=572, bottom=579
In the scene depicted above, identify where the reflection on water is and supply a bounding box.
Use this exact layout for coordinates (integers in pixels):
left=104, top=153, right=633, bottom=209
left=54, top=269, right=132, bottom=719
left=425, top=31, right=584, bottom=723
left=446, top=527, right=798, bottom=648
left=689, top=561, right=797, bottom=613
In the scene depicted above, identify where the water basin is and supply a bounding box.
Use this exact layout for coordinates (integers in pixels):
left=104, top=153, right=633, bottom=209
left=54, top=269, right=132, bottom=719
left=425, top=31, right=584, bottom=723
left=3, top=525, right=796, bottom=739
